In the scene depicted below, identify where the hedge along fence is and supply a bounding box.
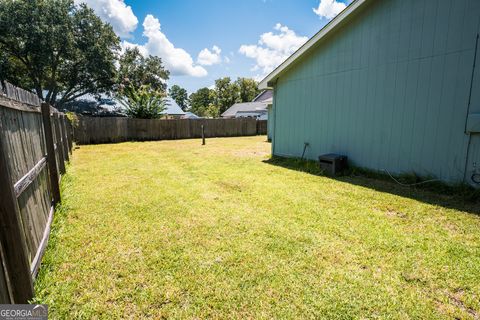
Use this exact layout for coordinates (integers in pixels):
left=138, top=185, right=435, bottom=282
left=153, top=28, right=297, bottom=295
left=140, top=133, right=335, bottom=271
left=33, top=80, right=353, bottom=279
left=0, top=81, right=73, bottom=303
left=75, top=116, right=268, bottom=145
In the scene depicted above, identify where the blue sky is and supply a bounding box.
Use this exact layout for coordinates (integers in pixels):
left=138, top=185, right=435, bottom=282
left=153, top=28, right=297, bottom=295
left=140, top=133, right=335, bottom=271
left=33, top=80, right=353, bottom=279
left=75, top=0, right=351, bottom=94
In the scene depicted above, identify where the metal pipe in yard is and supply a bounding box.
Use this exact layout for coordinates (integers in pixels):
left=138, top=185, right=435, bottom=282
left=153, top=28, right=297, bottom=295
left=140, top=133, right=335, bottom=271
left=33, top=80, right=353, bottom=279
left=201, top=125, right=205, bottom=145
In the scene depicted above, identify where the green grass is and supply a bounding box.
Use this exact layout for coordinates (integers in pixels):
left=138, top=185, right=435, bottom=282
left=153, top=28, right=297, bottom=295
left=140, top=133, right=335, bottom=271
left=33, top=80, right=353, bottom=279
left=34, top=136, right=480, bottom=319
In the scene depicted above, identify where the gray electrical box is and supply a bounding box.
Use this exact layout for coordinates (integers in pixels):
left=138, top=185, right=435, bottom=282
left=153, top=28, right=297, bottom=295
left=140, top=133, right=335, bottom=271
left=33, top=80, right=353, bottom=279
left=319, top=154, right=348, bottom=176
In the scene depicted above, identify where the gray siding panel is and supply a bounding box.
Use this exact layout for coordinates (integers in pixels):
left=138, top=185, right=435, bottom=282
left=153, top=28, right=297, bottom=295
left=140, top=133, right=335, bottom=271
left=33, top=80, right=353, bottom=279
left=272, top=0, right=480, bottom=183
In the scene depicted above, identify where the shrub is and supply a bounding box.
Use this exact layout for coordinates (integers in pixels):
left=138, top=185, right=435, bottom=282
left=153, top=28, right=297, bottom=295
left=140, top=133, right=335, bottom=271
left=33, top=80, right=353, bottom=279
left=118, top=85, right=166, bottom=119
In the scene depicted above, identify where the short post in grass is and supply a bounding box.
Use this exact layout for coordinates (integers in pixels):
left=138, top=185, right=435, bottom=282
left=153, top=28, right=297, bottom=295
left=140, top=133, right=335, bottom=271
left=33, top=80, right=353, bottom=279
left=201, top=125, right=205, bottom=145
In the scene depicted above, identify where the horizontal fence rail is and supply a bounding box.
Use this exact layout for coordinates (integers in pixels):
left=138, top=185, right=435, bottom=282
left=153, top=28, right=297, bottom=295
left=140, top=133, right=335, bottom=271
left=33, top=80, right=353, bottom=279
left=75, top=117, right=268, bottom=145
left=0, top=81, right=72, bottom=303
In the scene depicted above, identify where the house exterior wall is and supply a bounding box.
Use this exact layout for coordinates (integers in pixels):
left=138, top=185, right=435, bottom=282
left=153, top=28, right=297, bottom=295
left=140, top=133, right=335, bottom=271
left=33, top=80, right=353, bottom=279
left=272, top=0, right=480, bottom=185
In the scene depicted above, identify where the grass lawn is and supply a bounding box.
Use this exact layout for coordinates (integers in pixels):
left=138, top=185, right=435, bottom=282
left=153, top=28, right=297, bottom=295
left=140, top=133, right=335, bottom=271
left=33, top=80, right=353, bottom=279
left=34, top=136, right=480, bottom=319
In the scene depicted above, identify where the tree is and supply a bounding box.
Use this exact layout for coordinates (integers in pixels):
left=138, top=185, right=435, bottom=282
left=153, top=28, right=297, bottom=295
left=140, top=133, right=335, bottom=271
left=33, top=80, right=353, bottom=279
left=189, top=87, right=215, bottom=117
left=0, top=0, right=119, bottom=106
left=236, top=78, right=259, bottom=102
left=168, top=85, right=189, bottom=111
left=116, top=48, right=170, bottom=119
left=118, top=85, right=166, bottom=119
left=214, top=77, right=239, bottom=115
left=204, top=104, right=220, bottom=118
left=118, top=48, right=169, bottom=96
left=0, top=50, right=26, bottom=86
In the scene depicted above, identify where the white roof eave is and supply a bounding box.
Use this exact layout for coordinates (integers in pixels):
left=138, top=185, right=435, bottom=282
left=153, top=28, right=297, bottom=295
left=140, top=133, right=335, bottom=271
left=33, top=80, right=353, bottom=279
left=258, top=0, right=369, bottom=90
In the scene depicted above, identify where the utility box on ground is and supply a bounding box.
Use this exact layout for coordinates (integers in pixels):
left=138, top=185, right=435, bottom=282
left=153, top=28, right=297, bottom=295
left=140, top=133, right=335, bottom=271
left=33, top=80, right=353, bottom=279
left=319, top=154, right=348, bottom=176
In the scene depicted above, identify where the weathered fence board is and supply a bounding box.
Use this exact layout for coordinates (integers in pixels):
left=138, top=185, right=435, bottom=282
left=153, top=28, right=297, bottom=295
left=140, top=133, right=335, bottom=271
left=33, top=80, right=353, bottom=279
left=0, top=243, right=11, bottom=303
left=1, top=81, right=42, bottom=106
left=0, top=105, right=50, bottom=263
left=0, top=120, right=34, bottom=304
left=256, top=120, right=267, bottom=135
left=0, top=82, right=72, bottom=303
left=75, top=117, right=267, bottom=145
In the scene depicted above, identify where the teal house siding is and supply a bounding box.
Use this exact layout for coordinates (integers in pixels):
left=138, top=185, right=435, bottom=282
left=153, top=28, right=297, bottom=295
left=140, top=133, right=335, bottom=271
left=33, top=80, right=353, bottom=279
left=268, top=0, right=480, bottom=186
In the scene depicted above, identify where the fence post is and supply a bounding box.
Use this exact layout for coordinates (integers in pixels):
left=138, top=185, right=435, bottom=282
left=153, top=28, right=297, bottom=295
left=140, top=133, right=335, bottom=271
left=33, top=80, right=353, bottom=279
left=0, top=124, right=34, bottom=303
left=60, top=115, right=69, bottom=162
left=41, top=103, right=61, bottom=205
left=52, top=113, right=66, bottom=175
left=69, top=121, right=73, bottom=152
left=201, top=125, right=205, bottom=145
left=66, top=119, right=73, bottom=154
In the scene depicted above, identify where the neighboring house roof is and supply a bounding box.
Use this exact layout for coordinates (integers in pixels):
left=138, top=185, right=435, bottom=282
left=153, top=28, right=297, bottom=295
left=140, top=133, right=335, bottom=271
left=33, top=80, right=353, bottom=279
left=163, top=98, right=186, bottom=115
left=221, top=102, right=269, bottom=118
left=253, top=90, right=273, bottom=103
left=183, top=112, right=201, bottom=119
left=259, top=0, right=367, bottom=89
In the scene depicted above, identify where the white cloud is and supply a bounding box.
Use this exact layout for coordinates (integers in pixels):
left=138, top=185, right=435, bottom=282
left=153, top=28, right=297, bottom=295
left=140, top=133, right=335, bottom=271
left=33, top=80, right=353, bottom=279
left=197, top=45, right=222, bottom=66
left=252, top=74, right=266, bottom=82
left=313, top=0, right=348, bottom=19
left=74, top=0, right=138, bottom=38
left=120, top=40, right=148, bottom=56
left=121, top=15, right=207, bottom=77
left=239, top=23, right=308, bottom=77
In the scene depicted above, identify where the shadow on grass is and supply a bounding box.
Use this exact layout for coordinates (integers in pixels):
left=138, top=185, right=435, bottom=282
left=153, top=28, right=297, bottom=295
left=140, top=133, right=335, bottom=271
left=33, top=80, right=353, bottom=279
left=263, top=156, right=480, bottom=216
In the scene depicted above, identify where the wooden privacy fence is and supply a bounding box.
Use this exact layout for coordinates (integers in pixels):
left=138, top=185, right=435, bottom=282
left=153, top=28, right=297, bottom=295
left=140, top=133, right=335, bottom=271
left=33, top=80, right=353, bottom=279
left=75, top=116, right=268, bottom=145
left=0, top=81, right=72, bottom=303
left=256, top=120, right=267, bottom=135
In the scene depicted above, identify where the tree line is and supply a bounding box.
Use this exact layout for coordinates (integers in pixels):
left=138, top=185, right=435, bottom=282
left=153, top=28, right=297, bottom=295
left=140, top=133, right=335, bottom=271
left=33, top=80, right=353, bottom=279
left=170, top=77, right=259, bottom=118
left=0, top=0, right=259, bottom=119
